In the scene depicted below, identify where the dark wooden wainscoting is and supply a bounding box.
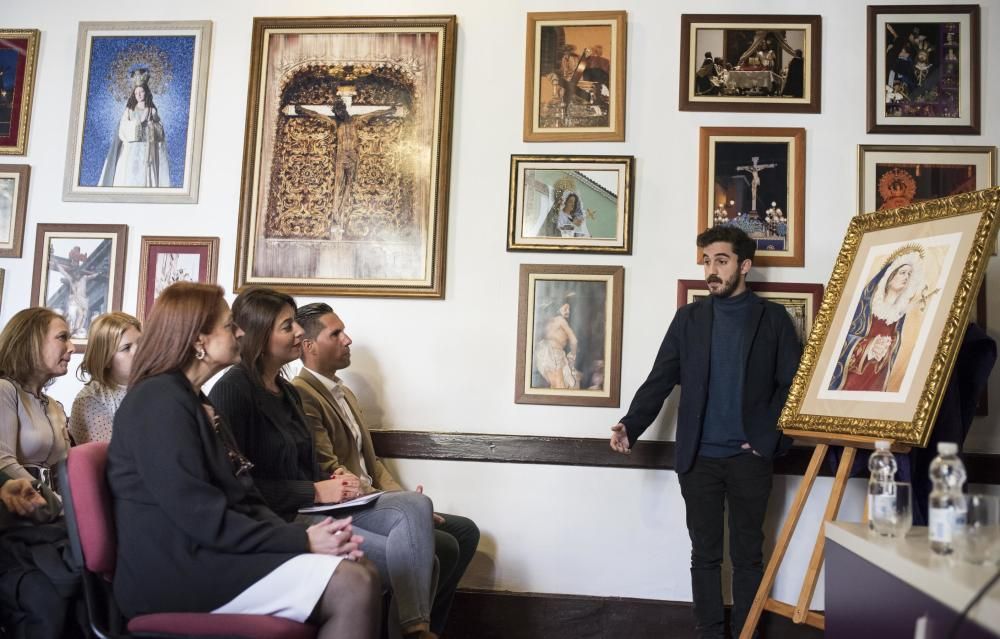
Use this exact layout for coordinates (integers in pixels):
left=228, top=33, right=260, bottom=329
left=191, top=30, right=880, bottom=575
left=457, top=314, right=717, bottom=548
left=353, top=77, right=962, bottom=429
left=441, top=589, right=823, bottom=639
left=371, top=430, right=1000, bottom=484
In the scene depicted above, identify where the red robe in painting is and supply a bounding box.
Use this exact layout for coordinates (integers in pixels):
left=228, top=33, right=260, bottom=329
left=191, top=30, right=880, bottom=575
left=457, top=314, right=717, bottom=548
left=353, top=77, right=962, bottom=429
left=842, top=316, right=898, bottom=391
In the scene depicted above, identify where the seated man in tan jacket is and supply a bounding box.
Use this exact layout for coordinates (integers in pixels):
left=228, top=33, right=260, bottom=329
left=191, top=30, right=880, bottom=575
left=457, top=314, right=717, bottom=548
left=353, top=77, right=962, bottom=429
left=293, top=303, right=479, bottom=637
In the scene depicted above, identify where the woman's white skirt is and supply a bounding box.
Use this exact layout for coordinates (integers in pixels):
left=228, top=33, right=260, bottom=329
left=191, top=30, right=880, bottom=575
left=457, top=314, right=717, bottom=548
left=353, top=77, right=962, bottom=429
left=211, top=554, right=344, bottom=622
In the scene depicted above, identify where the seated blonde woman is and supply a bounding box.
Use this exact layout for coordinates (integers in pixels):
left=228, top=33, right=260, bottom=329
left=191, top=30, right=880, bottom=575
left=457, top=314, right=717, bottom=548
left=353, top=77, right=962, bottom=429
left=69, top=312, right=141, bottom=444
left=0, top=308, right=75, bottom=491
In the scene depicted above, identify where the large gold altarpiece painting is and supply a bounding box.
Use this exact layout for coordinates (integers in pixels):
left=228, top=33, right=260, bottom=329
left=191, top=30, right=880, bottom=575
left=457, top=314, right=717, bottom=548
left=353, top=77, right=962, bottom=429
left=235, top=16, right=456, bottom=297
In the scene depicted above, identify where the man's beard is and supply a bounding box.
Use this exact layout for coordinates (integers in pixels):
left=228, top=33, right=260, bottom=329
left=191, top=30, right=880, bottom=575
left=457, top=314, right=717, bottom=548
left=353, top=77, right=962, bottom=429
left=706, top=272, right=740, bottom=298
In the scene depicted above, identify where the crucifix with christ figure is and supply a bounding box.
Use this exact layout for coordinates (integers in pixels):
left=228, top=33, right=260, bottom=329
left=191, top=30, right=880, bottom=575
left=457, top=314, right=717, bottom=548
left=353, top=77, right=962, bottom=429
left=735, top=156, right=777, bottom=213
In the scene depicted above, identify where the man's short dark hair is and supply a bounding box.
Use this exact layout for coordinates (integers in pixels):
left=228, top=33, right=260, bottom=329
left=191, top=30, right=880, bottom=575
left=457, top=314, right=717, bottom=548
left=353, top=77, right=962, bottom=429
left=295, top=302, right=335, bottom=340
left=696, top=226, right=756, bottom=263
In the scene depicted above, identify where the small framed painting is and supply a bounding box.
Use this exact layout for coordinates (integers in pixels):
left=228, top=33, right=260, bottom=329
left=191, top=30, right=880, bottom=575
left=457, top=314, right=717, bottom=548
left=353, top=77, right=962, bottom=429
left=507, top=155, right=634, bottom=254
left=679, top=14, right=821, bottom=113
left=523, top=11, right=627, bottom=142
left=63, top=20, right=212, bottom=203
left=136, top=235, right=219, bottom=320
left=515, top=264, right=624, bottom=407
left=867, top=5, right=980, bottom=134
left=699, top=127, right=805, bottom=267
left=0, top=29, right=40, bottom=155
left=0, top=163, right=29, bottom=257
left=677, top=279, right=823, bottom=346
left=30, top=224, right=129, bottom=352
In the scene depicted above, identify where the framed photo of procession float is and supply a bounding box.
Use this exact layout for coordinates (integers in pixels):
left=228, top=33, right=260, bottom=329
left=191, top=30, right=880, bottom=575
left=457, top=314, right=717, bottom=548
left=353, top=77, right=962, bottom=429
left=234, top=16, right=457, bottom=298
left=699, top=127, right=805, bottom=267
left=507, top=155, right=634, bottom=254
left=515, top=264, right=624, bottom=407
left=0, top=163, right=29, bottom=257
left=857, top=145, right=995, bottom=214
left=867, top=5, right=980, bottom=135
left=30, top=224, right=128, bottom=353
left=62, top=21, right=212, bottom=203
left=523, top=11, right=627, bottom=142
left=136, top=235, right=219, bottom=321
left=679, top=14, right=821, bottom=113
left=779, top=187, right=1000, bottom=447
left=0, top=29, right=40, bottom=155
left=677, top=279, right=823, bottom=346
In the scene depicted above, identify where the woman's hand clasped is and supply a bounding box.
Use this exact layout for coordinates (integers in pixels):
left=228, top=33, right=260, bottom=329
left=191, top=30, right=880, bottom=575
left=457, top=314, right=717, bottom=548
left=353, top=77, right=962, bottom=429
left=307, top=516, right=364, bottom=560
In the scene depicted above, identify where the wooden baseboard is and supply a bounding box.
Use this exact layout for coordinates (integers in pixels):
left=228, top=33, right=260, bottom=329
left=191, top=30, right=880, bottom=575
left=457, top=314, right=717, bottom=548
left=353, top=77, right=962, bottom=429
left=441, top=589, right=823, bottom=639
left=371, top=430, right=1000, bottom=484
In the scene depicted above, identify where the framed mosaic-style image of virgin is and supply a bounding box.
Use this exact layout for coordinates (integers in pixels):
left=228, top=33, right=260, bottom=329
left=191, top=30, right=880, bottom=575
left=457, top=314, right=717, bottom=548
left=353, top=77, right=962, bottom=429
left=63, top=21, right=212, bottom=203
left=235, top=16, right=457, bottom=298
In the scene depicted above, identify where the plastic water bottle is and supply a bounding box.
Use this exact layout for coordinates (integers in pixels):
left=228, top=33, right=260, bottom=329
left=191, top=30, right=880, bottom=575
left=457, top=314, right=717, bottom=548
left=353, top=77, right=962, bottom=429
left=868, top=440, right=897, bottom=535
left=928, top=442, right=967, bottom=555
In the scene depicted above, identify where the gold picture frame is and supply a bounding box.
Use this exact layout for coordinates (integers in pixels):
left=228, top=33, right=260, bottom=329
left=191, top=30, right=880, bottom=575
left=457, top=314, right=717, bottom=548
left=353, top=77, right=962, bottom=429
left=234, top=16, right=457, bottom=298
left=0, top=29, right=40, bottom=155
left=523, top=11, right=627, bottom=142
left=779, top=187, right=1000, bottom=446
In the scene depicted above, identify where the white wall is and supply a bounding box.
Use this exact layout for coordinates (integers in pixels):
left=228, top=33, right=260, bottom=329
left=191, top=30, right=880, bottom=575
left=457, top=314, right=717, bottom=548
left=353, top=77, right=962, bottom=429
left=4, top=0, right=998, bottom=607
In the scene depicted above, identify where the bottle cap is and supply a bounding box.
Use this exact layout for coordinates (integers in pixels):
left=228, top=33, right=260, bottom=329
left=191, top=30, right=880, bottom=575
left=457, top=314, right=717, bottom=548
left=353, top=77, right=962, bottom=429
left=875, top=440, right=891, bottom=451
left=937, top=442, right=958, bottom=455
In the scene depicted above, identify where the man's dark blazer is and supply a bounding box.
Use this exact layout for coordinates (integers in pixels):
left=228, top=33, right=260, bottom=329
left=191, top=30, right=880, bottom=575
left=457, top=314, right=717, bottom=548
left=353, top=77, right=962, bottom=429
left=620, top=290, right=802, bottom=475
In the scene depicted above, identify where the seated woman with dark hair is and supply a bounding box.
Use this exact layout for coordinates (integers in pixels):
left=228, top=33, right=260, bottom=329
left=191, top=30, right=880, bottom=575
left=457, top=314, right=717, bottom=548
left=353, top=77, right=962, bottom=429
left=0, top=308, right=75, bottom=490
left=107, top=282, right=380, bottom=638
left=209, top=287, right=436, bottom=639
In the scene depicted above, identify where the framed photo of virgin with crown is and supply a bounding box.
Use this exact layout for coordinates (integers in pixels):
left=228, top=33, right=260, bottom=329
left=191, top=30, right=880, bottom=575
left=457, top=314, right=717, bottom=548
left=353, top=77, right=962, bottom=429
left=63, top=21, right=212, bottom=203
left=779, top=187, right=999, bottom=447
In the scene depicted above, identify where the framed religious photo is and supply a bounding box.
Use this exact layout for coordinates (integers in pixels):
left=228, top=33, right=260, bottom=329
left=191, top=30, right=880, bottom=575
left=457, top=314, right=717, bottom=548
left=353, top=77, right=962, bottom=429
left=698, top=127, right=805, bottom=267
left=867, top=5, right=980, bottom=135
left=679, top=14, right=821, bottom=113
left=136, top=235, right=219, bottom=321
left=858, top=145, right=995, bottom=214
left=515, top=264, right=624, bottom=407
left=507, top=155, right=634, bottom=254
left=0, top=163, right=29, bottom=257
left=523, top=11, right=627, bottom=142
left=235, top=16, right=457, bottom=298
left=779, top=187, right=1000, bottom=447
left=30, top=224, right=128, bottom=353
left=0, top=29, right=40, bottom=155
left=677, top=279, right=823, bottom=346
left=62, top=21, right=212, bottom=203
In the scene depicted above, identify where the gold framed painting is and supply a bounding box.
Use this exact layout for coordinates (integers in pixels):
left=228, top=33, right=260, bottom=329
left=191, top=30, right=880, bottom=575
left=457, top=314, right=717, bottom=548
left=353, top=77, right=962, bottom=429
left=679, top=14, right=821, bottom=113
left=699, top=127, right=805, bottom=267
left=523, top=11, right=626, bottom=142
left=234, top=16, right=457, bottom=298
left=507, top=154, right=634, bottom=254
left=857, top=145, right=995, bottom=214
left=515, top=264, right=624, bottom=407
left=779, top=187, right=1000, bottom=447
left=0, top=29, right=40, bottom=155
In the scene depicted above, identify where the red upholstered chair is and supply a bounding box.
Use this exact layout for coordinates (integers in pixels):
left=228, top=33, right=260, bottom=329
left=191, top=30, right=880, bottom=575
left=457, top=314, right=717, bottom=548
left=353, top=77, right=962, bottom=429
left=60, top=442, right=317, bottom=639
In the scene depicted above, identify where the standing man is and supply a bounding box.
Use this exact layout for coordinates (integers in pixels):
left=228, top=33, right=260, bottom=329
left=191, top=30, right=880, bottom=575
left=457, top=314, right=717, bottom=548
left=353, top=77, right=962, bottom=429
left=610, top=226, right=801, bottom=639
left=293, top=303, right=480, bottom=638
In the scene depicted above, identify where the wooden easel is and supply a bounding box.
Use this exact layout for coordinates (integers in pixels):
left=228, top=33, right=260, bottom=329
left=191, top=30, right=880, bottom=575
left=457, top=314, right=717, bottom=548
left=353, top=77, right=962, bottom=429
left=739, top=429, right=911, bottom=639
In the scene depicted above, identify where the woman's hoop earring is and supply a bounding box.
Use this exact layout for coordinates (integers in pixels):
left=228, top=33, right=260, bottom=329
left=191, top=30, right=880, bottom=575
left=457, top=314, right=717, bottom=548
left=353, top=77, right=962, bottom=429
left=195, top=348, right=206, bottom=360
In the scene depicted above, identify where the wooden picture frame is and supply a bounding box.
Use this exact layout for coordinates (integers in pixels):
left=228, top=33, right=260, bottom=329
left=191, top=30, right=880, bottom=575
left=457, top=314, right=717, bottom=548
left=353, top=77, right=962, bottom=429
left=677, top=279, right=823, bottom=345
left=679, top=14, right=821, bottom=113
left=0, top=163, right=29, bottom=257
left=780, top=188, right=999, bottom=446
left=523, top=11, right=627, bottom=142
left=699, top=127, right=805, bottom=267
left=0, top=29, right=40, bottom=155
left=235, top=16, right=457, bottom=298
left=515, top=264, right=624, bottom=407
left=62, top=21, right=212, bottom=203
left=857, top=145, right=995, bottom=215
left=866, top=5, right=980, bottom=135
left=507, top=155, right=634, bottom=254
left=136, top=235, right=219, bottom=321
left=0, top=267, right=4, bottom=313
left=30, top=224, right=129, bottom=353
